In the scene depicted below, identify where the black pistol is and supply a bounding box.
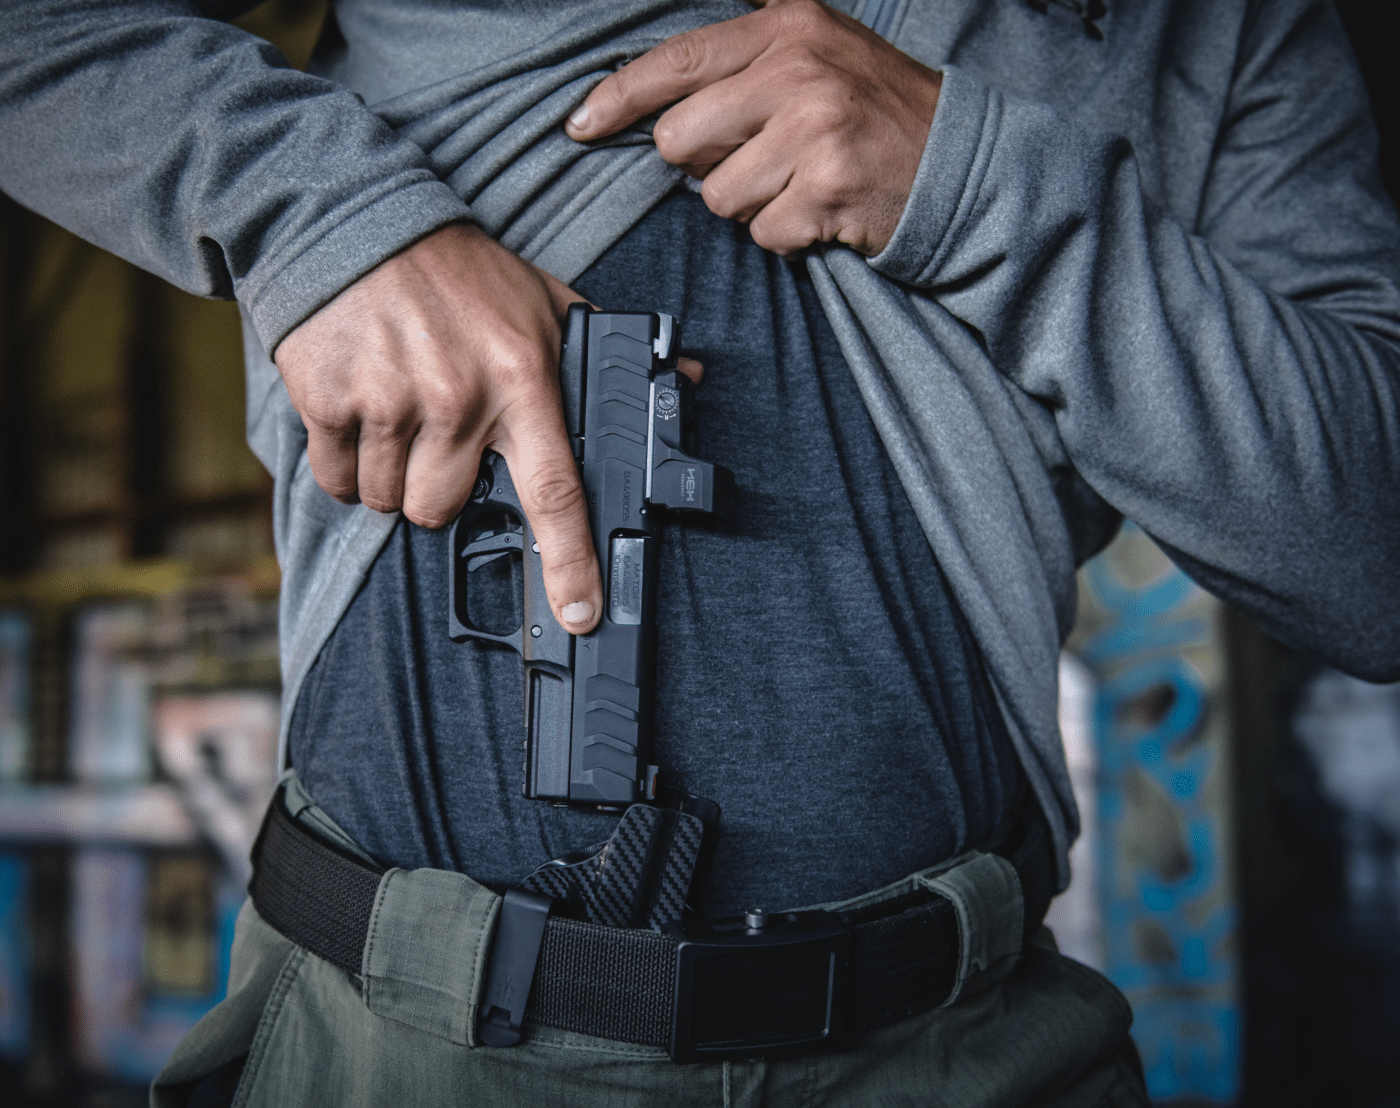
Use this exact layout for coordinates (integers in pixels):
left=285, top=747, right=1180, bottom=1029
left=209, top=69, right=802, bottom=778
left=449, top=305, right=735, bottom=809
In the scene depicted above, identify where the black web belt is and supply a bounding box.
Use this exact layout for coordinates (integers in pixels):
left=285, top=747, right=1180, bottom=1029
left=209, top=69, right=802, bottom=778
left=248, top=794, right=1053, bottom=1058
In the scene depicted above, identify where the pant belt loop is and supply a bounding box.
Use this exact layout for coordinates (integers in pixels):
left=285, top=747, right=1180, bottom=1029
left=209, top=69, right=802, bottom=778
left=918, top=851, right=1024, bottom=1007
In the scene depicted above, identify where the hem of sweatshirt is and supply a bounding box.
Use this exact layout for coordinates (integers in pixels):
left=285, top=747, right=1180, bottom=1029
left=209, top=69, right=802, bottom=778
left=275, top=505, right=400, bottom=772
left=242, top=178, right=473, bottom=352
left=867, top=65, right=994, bottom=288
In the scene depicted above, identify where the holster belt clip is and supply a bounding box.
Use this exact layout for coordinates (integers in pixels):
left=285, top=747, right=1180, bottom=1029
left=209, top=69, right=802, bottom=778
left=663, top=910, right=851, bottom=1063
left=478, top=888, right=553, bottom=1047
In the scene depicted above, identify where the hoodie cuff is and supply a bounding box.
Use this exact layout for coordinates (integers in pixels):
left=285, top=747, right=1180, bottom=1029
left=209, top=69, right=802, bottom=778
left=241, top=177, right=473, bottom=354
left=867, top=65, right=995, bottom=288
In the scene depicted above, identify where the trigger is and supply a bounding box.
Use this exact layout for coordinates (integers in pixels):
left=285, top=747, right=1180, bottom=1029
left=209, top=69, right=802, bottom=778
left=461, top=528, right=524, bottom=574
left=466, top=550, right=512, bottom=573
left=461, top=530, right=523, bottom=561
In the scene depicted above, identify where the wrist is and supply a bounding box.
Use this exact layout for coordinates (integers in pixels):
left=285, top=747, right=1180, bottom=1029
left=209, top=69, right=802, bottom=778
left=866, top=65, right=986, bottom=286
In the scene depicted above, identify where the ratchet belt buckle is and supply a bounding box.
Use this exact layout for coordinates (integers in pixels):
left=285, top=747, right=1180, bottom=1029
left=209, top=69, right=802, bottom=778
left=664, top=910, right=851, bottom=1063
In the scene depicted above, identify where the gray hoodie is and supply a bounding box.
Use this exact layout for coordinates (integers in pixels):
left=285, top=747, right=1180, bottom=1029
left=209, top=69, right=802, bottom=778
left=2, top=0, right=1397, bottom=885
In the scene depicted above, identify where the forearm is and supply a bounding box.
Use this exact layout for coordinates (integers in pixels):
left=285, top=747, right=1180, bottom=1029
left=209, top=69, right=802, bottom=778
left=870, top=27, right=1400, bottom=679
left=0, top=0, right=470, bottom=350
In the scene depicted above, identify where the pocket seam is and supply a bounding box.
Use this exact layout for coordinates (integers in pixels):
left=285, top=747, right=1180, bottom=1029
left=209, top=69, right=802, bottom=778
left=230, top=945, right=308, bottom=1108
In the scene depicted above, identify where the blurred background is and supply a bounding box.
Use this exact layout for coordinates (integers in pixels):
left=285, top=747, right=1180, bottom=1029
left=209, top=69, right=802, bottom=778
left=0, top=1, right=1396, bottom=1104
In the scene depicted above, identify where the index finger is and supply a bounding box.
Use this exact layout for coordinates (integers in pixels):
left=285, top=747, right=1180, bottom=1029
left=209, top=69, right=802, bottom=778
left=565, top=9, right=778, bottom=140
left=493, top=398, right=604, bottom=635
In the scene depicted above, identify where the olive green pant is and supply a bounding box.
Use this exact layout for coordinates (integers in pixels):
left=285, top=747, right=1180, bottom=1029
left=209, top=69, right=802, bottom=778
left=154, top=785, right=1148, bottom=1108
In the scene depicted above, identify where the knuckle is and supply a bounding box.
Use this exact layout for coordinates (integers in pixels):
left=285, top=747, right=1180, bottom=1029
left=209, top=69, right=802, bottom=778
left=799, top=148, right=855, bottom=209
left=657, top=32, right=707, bottom=78
left=402, top=502, right=452, bottom=530
left=358, top=405, right=416, bottom=443
left=315, top=473, right=360, bottom=503
left=302, top=392, right=357, bottom=438
left=486, top=337, right=548, bottom=387
left=700, top=175, right=741, bottom=219
left=361, top=494, right=404, bottom=515
left=780, top=48, right=829, bottom=88
left=749, top=228, right=787, bottom=255
left=652, top=118, right=682, bottom=162
left=419, top=377, right=483, bottom=438
left=750, top=211, right=812, bottom=255
left=798, top=91, right=851, bottom=137
left=543, top=543, right=596, bottom=581
left=523, top=469, right=587, bottom=522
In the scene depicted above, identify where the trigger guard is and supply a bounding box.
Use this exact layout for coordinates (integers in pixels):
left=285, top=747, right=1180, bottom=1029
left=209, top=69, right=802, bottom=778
left=455, top=528, right=526, bottom=643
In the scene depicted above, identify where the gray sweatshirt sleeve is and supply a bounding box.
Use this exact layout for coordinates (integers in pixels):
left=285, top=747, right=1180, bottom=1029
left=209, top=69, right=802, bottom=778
left=871, top=1, right=1400, bottom=681
left=0, top=0, right=472, bottom=351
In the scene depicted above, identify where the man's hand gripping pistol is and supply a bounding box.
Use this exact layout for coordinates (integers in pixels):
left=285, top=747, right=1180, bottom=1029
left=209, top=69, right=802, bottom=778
left=449, top=305, right=733, bottom=825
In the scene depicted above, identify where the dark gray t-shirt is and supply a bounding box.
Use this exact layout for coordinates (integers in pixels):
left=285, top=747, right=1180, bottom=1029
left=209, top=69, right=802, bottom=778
left=289, top=190, right=1025, bottom=915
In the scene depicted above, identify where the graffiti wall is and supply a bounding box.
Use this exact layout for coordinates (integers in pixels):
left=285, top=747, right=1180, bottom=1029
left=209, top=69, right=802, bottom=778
left=0, top=610, right=32, bottom=1066
left=0, top=850, right=27, bottom=1063
left=1070, top=524, right=1241, bottom=1102
left=0, top=567, right=280, bottom=1095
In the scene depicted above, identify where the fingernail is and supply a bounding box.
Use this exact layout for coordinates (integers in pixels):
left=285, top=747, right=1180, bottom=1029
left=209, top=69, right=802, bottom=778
left=567, top=104, right=590, bottom=134
left=561, top=601, right=594, bottom=624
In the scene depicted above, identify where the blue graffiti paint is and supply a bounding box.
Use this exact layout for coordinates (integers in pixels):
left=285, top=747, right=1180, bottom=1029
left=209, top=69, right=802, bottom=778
left=1171, top=772, right=1197, bottom=799
left=1081, top=617, right=1212, bottom=670
left=0, top=852, right=28, bottom=1060
left=107, top=889, right=240, bottom=1083
left=1084, top=556, right=1195, bottom=619
left=1134, top=1002, right=1240, bottom=1101
left=1081, top=527, right=1241, bottom=1102
left=72, top=848, right=241, bottom=1085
